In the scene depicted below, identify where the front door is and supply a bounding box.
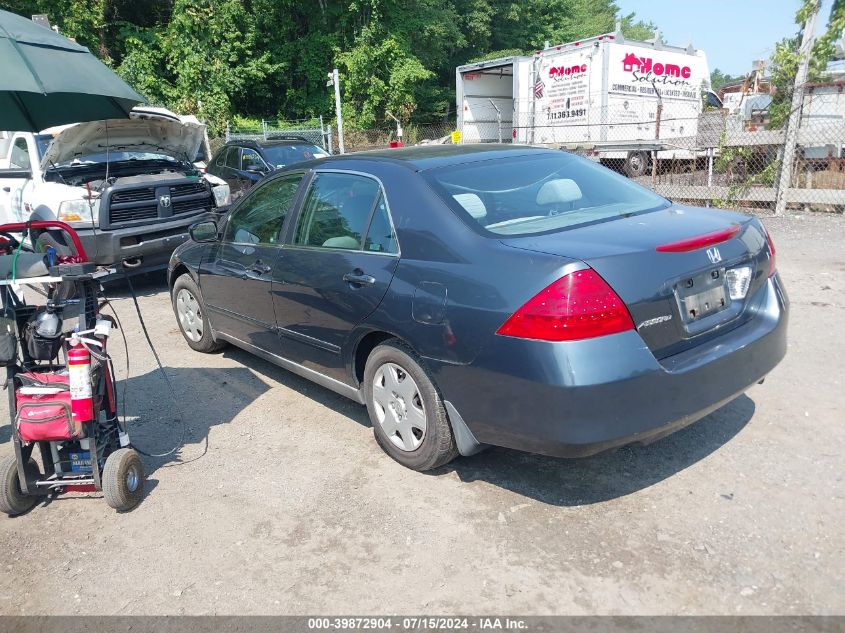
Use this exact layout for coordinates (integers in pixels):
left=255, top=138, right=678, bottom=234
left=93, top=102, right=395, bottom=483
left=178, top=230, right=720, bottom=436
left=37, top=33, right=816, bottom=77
left=0, top=137, right=35, bottom=224
left=200, top=172, right=306, bottom=352
left=273, top=171, right=400, bottom=383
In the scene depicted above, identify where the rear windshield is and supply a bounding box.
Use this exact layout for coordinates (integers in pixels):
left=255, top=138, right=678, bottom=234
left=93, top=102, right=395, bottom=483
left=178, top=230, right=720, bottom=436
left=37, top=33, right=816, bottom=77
left=424, top=152, right=669, bottom=236
left=262, top=144, right=328, bottom=168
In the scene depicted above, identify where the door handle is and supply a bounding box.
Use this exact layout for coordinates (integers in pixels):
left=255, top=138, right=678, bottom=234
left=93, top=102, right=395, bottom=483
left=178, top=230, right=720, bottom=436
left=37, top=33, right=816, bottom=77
left=249, top=260, right=272, bottom=275
left=2, top=187, right=10, bottom=193
left=343, top=271, right=376, bottom=287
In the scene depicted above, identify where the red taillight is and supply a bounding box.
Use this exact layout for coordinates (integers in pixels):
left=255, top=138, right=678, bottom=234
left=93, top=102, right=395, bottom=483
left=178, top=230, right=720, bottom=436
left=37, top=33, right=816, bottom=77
left=496, top=269, right=634, bottom=342
left=655, top=224, right=742, bottom=253
left=763, top=224, right=776, bottom=276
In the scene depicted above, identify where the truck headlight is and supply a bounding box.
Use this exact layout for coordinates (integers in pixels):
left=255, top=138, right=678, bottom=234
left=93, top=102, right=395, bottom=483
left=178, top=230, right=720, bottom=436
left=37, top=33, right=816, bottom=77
left=58, top=199, right=99, bottom=226
left=212, top=183, right=230, bottom=208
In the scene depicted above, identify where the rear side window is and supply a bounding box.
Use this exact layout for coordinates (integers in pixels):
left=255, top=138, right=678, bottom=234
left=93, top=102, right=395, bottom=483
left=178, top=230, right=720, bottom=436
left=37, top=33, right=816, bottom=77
left=364, top=195, right=398, bottom=254
left=224, top=174, right=303, bottom=245
left=214, top=147, right=229, bottom=167
left=225, top=147, right=241, bottom=169
left=424, top=152, right=669, bottom=236
left=293, top=173, right=380, bottom=250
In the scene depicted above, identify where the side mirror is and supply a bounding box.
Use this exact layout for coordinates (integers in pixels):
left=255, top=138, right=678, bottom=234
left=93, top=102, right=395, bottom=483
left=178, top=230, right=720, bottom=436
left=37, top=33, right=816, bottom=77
left=189, top=220, right=219, bottom=243
left=0, top=168, right=33, bottom=179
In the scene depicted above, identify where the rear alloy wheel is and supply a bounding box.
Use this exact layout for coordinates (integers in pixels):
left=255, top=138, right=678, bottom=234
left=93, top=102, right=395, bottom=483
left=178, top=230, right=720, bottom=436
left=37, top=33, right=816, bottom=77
left=364, top=341, right=458, bottom=471
left=172, top=274, right=226, bottom=353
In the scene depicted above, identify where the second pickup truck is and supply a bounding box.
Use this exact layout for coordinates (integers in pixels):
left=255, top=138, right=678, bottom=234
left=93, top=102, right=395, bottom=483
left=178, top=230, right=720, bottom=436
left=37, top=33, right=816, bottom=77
left=0, top=115, right=230, bottom=269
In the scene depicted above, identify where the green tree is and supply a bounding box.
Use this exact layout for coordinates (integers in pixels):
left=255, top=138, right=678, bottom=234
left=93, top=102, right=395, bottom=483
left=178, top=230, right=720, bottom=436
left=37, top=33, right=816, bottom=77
left=710, top=68, right=743, bottom=92
left=768, top=0, right=844, bottom=128
left=0, top=0, right=664, bottom=131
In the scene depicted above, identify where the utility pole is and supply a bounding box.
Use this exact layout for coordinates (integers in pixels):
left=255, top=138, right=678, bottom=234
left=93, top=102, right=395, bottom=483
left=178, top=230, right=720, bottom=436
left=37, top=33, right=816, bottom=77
left=328, top=68, right=345, bottom=154
left=775, top=0, right=820, bottom=215
left=651, top=79, right=663, bottom=189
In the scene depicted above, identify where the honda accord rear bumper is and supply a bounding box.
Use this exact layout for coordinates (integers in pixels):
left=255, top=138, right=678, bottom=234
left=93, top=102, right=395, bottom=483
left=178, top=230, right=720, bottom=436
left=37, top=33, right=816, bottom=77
left=431, top=274, right=788, bottom=458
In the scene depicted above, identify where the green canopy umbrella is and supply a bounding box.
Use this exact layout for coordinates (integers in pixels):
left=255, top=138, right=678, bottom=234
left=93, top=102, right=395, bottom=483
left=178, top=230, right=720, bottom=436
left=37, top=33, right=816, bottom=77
left=0, top=9, right=145, bottom=131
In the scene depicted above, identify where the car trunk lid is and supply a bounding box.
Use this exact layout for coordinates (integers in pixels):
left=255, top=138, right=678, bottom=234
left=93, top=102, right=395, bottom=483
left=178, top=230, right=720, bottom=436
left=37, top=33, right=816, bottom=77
left=500, top=205, right=773, bottom=358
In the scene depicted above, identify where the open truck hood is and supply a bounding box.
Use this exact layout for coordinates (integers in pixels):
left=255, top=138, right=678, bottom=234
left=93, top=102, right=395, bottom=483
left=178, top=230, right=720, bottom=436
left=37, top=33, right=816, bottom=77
left=41, top=117, right=206, bottom=168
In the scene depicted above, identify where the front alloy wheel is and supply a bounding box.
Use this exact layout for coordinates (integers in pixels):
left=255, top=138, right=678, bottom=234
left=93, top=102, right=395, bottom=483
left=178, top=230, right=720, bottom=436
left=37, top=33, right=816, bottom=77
left=176, top=287, right=203, bottom=343
left=171, top=273, right=226, bottom=353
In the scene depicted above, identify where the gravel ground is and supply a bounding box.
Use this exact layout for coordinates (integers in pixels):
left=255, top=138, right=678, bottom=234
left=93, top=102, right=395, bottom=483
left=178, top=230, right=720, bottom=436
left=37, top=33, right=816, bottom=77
left=0, top=212, right=842, bottom=616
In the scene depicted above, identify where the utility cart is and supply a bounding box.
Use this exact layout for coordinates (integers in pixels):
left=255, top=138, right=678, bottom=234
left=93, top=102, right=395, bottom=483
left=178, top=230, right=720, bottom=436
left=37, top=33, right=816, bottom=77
left=0, top=221, right=144, bottom=515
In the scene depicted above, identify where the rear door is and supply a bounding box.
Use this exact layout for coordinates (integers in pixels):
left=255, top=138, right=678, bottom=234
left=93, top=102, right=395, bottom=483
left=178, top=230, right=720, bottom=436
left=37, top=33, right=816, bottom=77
left=200, top=172, right=306, bottom=353
left=272, top=170, right=400, bottom=382
left=223, top=146, right=249, bottom=200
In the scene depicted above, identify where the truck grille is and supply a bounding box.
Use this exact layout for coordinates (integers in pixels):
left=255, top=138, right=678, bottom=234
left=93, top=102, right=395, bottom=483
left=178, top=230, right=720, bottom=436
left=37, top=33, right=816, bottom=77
left=110, top=204, right=159, bottom=223
left=169, top=182, right=207, bottom=197
left=106, top=180, right=212, bottom=226
left=111, top=187, right=156, bottom=204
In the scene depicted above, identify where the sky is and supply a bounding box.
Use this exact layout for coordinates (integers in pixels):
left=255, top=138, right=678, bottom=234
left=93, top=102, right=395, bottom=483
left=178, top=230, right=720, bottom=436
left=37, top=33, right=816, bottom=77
left=615, top=0, right=836, bottom=76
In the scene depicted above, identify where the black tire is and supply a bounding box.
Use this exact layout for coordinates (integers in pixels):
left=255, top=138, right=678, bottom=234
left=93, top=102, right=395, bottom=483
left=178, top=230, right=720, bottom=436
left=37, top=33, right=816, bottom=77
left=364, top=340, right=458, bottom=471
left=624, top=150, right=649, bottom=178
left=171, top=273, right=226, bottom=353
left=0, top=456, right=38, bottom=516
left=102, top=448, right=145, bottom=511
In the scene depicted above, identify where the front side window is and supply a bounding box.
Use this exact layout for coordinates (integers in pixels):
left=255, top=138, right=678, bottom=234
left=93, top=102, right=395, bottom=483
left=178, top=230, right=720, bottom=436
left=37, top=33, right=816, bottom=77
left=293, top=173, right=380, bottom=250
left=224, top=173, right=303, bottom=245
left=424, top=152, right=669, bottom=236
left=10, top=138, right=30, bottom=169
left=241, top=148, right=265, bottom=172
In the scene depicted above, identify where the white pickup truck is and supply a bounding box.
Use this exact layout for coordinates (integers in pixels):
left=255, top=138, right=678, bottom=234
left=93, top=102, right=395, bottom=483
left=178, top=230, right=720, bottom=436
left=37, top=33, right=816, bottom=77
left=0, top=113, right=230, bottom=269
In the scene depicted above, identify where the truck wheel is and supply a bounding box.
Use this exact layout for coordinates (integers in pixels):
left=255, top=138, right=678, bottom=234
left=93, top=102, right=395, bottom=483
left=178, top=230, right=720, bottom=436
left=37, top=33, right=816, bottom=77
left=0, top=456, right=38, bottom=516
left=172, top=273, right=226, bottom=353
left=624, top=151, right=649, bottom=178
left=103, top=448, right=145, bottom=511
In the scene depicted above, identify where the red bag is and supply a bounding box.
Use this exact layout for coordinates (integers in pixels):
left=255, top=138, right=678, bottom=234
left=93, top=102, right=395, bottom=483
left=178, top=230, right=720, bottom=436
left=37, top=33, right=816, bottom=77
left=15, top=372, right=84, bottom=442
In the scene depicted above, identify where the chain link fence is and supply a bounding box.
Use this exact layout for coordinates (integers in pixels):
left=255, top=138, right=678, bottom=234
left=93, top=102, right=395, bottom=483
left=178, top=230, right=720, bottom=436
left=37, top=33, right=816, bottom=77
left=213, top=120, right=453, bottom=155
left=223, top=118, right=333, bottom=152
left=329, top=122, right=455, bottom=153
left=461, top=95, right=845, bottom=213
left=213, top=89, right=843, bottom=214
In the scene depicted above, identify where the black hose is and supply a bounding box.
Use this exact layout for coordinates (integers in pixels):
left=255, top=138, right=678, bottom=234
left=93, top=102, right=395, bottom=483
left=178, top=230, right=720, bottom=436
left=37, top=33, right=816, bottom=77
left=99, top=268, right=188, bottom=459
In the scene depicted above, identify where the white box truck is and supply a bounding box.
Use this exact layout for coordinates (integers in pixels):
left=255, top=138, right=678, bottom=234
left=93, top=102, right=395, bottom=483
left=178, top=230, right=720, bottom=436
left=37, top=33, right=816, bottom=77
left=457, top=29, right=716, bottom=176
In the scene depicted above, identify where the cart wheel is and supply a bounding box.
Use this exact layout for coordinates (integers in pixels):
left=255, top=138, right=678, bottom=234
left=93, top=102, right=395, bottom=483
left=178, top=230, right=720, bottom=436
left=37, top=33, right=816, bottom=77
left=0, top=456, right=39, bottom=516
left=103, top=449, right=145, bottom=511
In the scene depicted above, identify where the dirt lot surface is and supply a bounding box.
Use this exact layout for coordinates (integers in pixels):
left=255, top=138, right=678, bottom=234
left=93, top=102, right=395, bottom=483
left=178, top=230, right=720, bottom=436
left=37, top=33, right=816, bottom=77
left=0, top=213, right=842, bottom=616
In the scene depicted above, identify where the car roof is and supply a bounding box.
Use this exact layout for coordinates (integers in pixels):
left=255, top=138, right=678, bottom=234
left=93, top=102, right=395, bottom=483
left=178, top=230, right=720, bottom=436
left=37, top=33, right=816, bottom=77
left=315, top=144, right=558, bottom=171
left=224, top=138, right=317, bottom=150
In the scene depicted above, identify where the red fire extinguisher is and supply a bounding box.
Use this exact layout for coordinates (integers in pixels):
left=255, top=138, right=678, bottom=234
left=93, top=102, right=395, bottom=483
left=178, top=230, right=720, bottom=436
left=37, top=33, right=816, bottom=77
left=67, top=335, right=94, bottom=424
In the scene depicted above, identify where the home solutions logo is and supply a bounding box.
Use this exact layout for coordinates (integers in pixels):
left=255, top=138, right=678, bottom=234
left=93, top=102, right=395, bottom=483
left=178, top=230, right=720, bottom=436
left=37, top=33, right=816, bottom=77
left=621, top=52, right=693, bottom=87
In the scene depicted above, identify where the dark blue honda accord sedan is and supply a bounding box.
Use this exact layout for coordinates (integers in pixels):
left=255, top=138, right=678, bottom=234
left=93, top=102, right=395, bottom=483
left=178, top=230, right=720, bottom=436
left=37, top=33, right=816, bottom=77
left=168, top=145, right=788, bottom=471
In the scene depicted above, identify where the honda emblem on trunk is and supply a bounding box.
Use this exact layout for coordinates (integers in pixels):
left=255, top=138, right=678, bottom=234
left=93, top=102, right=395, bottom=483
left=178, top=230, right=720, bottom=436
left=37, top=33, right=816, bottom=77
left=706, top=247, right=722, bottom=264
left=159, top=195, right=171, bottom=208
